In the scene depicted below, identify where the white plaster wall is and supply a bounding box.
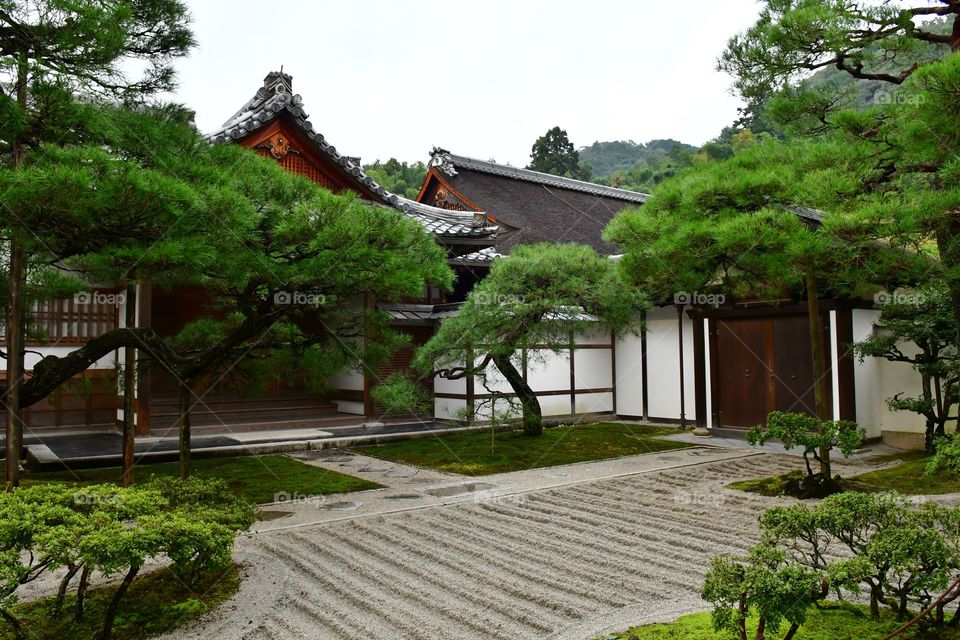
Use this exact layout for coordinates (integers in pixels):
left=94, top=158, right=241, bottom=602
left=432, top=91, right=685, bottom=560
left=539, top=394, right=572, bottom=416
left=851, top=309, right=925, bottom=439
left=335, top=400, right=364, bottom=415
left=327, top=366, right=364, bottom=391
left=480, top=356, right=513, bottom=394
left=575, top=391, right=614, bottom=414
left=615, top=331, right=645, bottom=417
left=577, top=326, right=611, bottom=345
left=574, top=349, right=612, bottom=389
left=25, top=346, right=115, bottom=371
left=434, top=396, right=468, bottom=421
left=453, top=327, right=616, bottom=422
left=644, top=306, right=696, bottom=421
left=527, top=350, right=570, bottom=392
left=434, top=372, right=466, bottom=394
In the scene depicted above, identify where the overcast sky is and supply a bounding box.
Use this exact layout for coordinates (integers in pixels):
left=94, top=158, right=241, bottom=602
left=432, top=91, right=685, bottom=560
left=171, top=1, right=761, bottom=167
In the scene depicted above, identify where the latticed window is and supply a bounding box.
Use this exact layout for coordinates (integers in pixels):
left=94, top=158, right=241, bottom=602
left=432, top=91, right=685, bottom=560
left=0, top=292, right=120, bottom=345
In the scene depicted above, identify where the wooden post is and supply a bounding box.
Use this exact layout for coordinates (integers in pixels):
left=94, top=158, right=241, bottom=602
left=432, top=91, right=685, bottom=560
left=692, top=308, right=707, bottom=429
left=178, top=383, right=191, bottom=479
left=121, top=282, right=136, bottom=486
left=4, top=239, right=24, bottom=489
left=640, top=309, right=649, bottom=421
left=135, top=283, right=152, bottom=436
left=806, top=270, right=831, bottom=477
left=677, top=304, right=687, bottom=429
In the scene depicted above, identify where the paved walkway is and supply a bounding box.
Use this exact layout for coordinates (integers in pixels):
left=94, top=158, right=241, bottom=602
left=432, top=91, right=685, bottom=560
left=21, top=420, right=472, bottom=469
left=165, top=444, right=885, bottom=640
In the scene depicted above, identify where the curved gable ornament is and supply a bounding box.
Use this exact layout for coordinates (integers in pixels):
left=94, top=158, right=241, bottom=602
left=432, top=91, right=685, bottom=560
left=428, top=147, right=458, bottom=177
left=257, top=132, right=301, bottom=160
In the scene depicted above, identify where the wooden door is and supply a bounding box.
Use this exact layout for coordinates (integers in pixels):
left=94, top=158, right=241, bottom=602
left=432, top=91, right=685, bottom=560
left=712, top=318, right=774, bottom=429
left=710, top=313, right=832, bottom=429
left=772, top=314, right=831, bottom=417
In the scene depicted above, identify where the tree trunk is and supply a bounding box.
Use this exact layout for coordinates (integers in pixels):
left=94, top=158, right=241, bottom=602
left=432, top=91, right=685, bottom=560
left=783, top=623, right=800, bottom=640
left=491, top=353, right=542, bottom=436
left=0, top=607, right=24, bottom=640
left=922, top=371, right=936, bottom=452
left=54, top=562, right=81, bottom=614
left=4, top=58, right=28, bottom=491
left=122, top=282, right=137, bottom=486
left=870, top=582, right=882, bottom=618
left=4, top=238, right=24, bottom=491
left=934, top=211, right=960, bottom=354
left=754, top=617, right=766, bottom=640
left=100, top=564, right=139, bottom=640
left=737, top=590, right=748, bottom=640
left=806, top=270, right=832, bottom=478
left=75, top=564, right=90, bottom=621
left=178, top=383, right=191, bottom=478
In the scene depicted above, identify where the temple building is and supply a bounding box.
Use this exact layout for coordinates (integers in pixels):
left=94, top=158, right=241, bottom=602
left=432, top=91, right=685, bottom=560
left=14, top=70, right=929, bottom=450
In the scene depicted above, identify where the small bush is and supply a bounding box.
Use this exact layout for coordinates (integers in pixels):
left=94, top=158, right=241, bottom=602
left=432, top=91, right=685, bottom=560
left=927, top=435, right=960, bottom=475
left=747, top=411, right=864, bottom=497
left=0, top=478, right=253, bottom=640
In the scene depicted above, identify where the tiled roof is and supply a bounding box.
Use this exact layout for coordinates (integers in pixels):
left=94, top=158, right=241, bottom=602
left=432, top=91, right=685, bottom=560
left=424, top=150, right=643, bottom=255
left=430, top=148, right=650, bottom=204
left=379, top=301, right=596, bottom=323
left=207, top=72, right=496, bottom=240
left=379, top=303, right=463, bottom=323
left=396, top=198, right=497, bottom=238
left=448, top=247, right=502, bottom=266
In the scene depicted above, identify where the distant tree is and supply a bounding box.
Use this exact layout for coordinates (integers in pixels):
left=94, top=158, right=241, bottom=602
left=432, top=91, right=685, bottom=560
left=528, top=126, right=592, bottom=180
left=363, top=158, right=427, bottom=199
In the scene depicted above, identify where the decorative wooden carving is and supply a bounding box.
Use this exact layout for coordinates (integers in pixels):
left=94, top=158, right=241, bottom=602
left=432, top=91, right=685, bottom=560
left=256, top=133, right=300, bottom=160
left=431, top=187, right=469, bottom=212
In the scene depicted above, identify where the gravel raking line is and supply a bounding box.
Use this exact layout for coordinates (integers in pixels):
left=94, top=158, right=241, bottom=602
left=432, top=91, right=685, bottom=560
left=196, top=452, right=801, bottom=640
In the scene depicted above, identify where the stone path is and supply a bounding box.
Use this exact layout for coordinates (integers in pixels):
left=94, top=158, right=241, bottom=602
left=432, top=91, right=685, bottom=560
left=167, top=446, right=835, bottom=640
left=252, top=446, right=763, bottom=533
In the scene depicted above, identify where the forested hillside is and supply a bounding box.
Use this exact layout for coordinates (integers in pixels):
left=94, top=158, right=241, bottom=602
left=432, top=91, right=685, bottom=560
left=579, top=139, right=698, bottom=178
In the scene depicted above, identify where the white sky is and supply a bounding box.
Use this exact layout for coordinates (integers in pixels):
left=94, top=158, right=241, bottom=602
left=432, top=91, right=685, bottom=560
left=171, top=0, right=761, bottom=167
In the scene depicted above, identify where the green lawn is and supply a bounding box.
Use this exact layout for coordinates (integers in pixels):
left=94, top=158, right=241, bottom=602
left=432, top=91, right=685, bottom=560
left=0, top=565, right=239, bottom=640
left=729, top=454, right=960, bottom=497
left=357, top=422, right=688, bottom=475
left=842, top=455, right=960, bottom=495
left=22, top=454, right=381, bottom=504
left=601, top=604, right=960, bottom=639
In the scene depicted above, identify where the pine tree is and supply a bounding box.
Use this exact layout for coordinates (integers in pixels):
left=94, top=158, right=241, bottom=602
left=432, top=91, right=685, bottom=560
left=1, top=0, right=194, bottom=486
